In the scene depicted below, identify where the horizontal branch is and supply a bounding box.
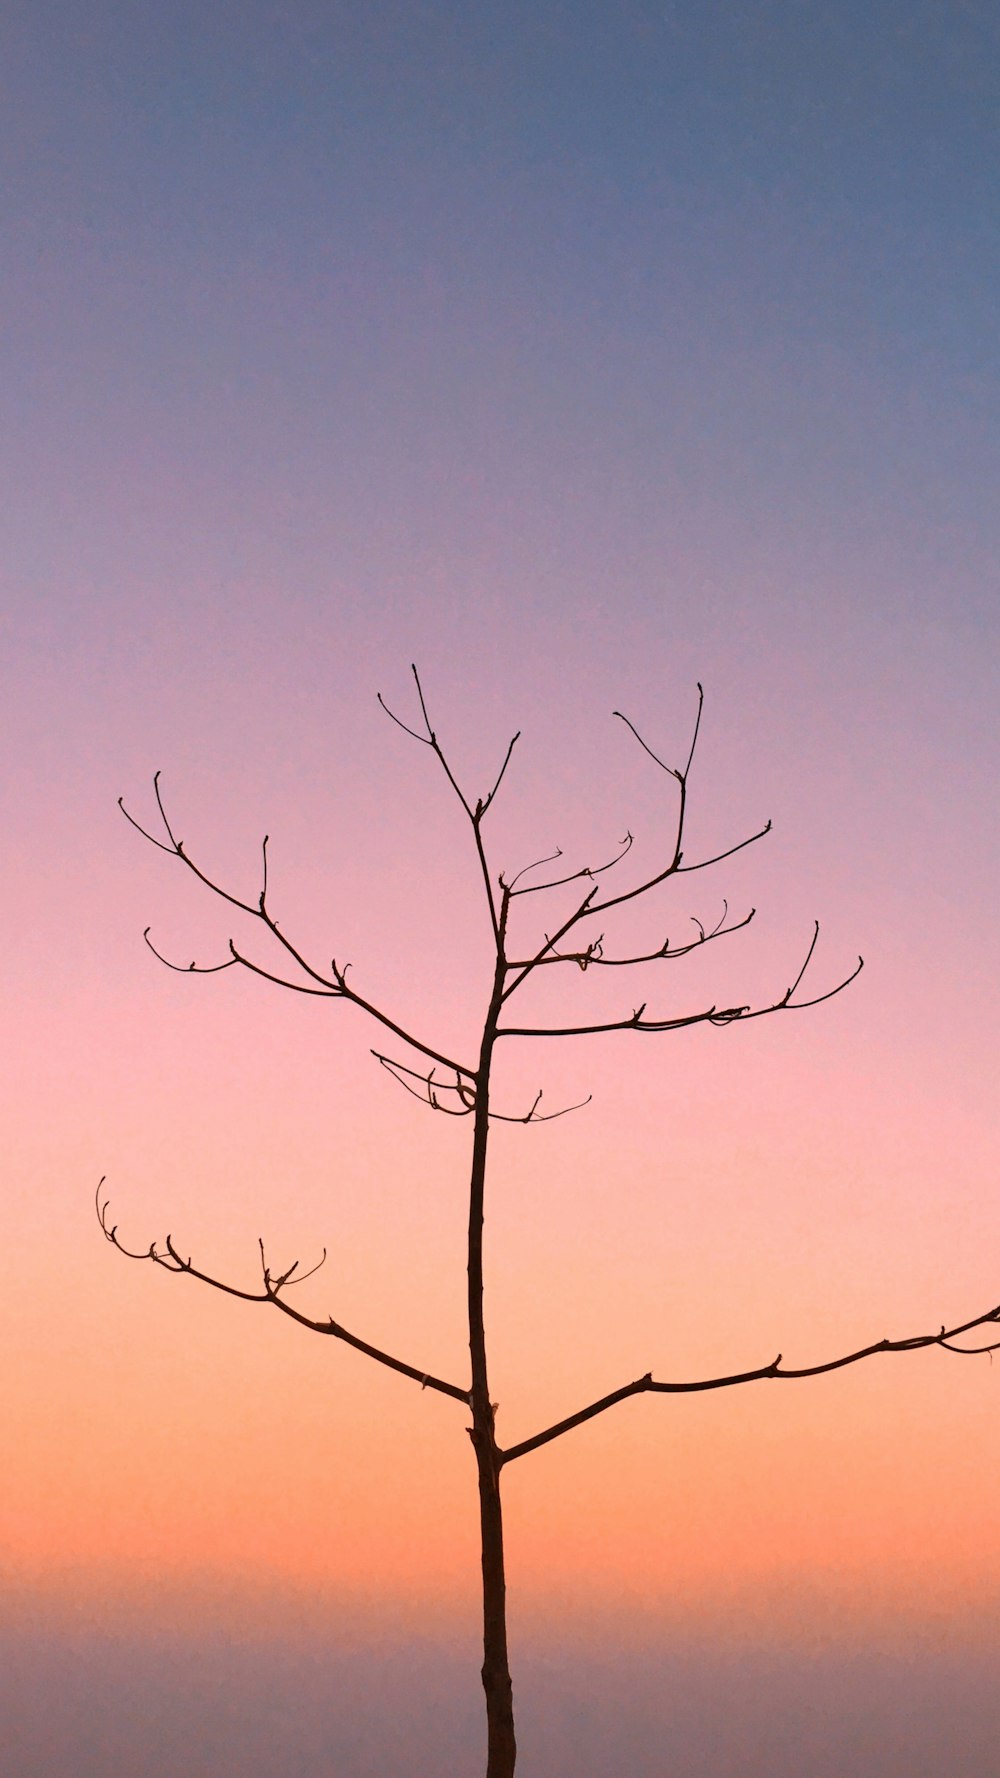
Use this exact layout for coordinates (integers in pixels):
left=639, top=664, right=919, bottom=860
left=499, top=923, right=862, bottom=1039
left=504, top=903, right=754, bottom=973
left=500, top=1297, right=1000, bottom=1463
left=96, top=1182, right=470, bottom=1405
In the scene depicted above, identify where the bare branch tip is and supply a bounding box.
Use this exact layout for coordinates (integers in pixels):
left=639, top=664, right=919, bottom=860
left=377, top=688, right=430, bottom=746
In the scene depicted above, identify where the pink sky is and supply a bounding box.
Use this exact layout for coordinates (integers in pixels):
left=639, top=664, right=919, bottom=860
left=3, top=3, right=999, bottom=1771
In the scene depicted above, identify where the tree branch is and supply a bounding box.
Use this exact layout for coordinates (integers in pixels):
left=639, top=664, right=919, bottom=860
left=378, top=665, right=519, bottom=944
left=502, top=833, right=634, bottom=899
left=96, top=1182, right=470, bottom=1405
left=499, top=688, right=770, bottom=1002
left=119, top=776, right=474, bottom=1080
left=500, top=1300, right=1000, bottom=1463
left=568, top=691, right=769, bottom=921
left=374, top=1052, right=478, bottom=1117
left=499, top=923, right=862, bottom=1039
left=499, top=885, right=600, bottom=1001
left=373, top=1052, right=591, bottom=1123
left=504, top=903, right=755, bottom=972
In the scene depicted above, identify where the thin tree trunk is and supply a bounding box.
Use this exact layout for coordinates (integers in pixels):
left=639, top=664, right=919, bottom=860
left=468, top=916, right=517, bottom=1777
left=473, top=1402, right=515, bottom=1776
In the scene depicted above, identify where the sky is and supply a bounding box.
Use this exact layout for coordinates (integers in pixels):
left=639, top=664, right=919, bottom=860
left=3, top=1, right=999, bottom=1772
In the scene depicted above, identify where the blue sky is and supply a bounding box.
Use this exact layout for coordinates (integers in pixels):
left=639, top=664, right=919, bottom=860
left=5, top=0, right=997, bottom=620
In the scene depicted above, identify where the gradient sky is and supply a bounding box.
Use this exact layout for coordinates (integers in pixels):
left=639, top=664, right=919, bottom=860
left=4, top=3, right=999, bottom=1773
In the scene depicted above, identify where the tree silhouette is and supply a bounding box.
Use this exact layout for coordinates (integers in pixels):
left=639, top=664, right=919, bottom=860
left=99, top=669, right=1000, bottom=1778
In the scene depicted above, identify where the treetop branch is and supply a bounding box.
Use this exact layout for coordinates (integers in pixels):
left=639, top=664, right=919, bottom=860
left=96, top=1181, right=470, bottom=1404
left=378, top=665, right=519, bottom=944
left=501, top=689, right=767, bottom=975
left=480, top=730, right=521, bottom=815
left=612, top=682, right=704, bottom=783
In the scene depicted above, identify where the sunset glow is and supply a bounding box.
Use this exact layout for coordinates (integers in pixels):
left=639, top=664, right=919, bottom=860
left=4, top=3, right=999, bottom=1772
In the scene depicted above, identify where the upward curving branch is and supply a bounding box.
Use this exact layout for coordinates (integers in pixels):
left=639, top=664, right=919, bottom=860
left=501, top=833, right=635, bottom=899
left=500, top=1299, right=1000, bottom=1464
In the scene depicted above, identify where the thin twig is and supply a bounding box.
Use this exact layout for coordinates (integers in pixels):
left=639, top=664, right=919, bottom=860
left=373, top=1052, right=591, bottom=1124
left=505, top=834, right=634, bottom=899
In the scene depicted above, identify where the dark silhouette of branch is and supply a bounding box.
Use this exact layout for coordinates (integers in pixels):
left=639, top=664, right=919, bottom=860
left=487, top=1089, right=593, bottom=1124
left=378, top=665, right=519, bottom=941
left=505, top=902, right=755, bottom=972
left=672, top=821, right=773, bottom=877
left=374, top=1052, right=477, bottom=1117
left=143, top=928, right=239, bottom=974
left=499, top=923, right=862, bottom=1039
left=500, top=1300, right=1000, bottom=1464
left=500, top=884, right=601, bottom=1000
left=502, top=690, right=770, bottom=1007
left=499, top=687, right=772, bottom=1007
left=481, top=732, right=520, bottom=815
left=502, top=833, right=634, bottom=898
left=502, top=848, right=564, bottom=892
left=373, top=1052, right=591, bottom=1123
left=96, top=1182, right=470, bottom=1404
left=119, top=774, right=473, bottom=1081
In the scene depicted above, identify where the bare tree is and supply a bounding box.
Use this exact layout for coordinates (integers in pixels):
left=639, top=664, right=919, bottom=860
left=98, top=669, right=1000, bottom=1778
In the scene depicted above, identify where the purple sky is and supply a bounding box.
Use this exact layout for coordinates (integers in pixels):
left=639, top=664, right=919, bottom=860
left=3, top=3, right=999, bottom=1773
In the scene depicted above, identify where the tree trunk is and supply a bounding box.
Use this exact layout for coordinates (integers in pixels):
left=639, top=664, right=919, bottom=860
left=473, top=1406, right=516, bottom=1777
left=468, top=903, right=516, bottom=1776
